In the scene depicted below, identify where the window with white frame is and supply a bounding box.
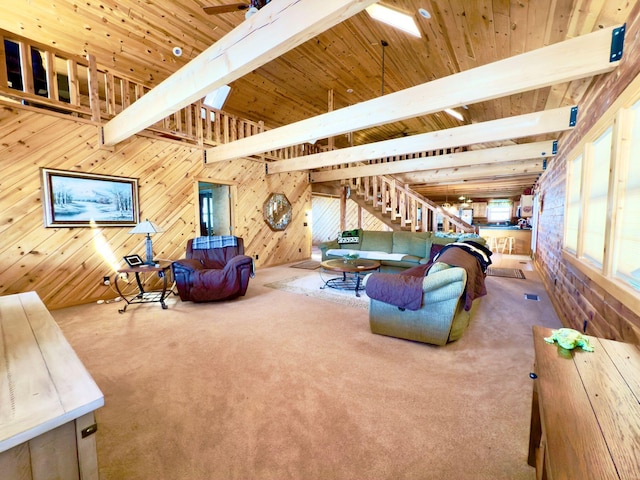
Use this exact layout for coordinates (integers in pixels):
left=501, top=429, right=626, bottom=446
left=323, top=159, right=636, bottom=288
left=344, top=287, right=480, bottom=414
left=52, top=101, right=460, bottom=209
left=563, top=81, right=640, bottom=307
left=487, top=200, right=512, bottom=223
left=614, top=100, right=640, bottom=289
left=583, top=126, right=612, bottom=266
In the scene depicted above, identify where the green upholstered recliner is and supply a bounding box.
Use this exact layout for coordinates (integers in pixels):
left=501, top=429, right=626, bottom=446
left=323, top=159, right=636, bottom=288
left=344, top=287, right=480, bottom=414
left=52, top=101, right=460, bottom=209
left=367, top=263, right=478, bottom=346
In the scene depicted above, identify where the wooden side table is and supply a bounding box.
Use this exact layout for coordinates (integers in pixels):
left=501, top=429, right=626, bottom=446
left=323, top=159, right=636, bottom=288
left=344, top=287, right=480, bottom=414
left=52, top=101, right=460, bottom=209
left=528, top=325, right=640, bottom=479
left=115, top=261, right=174, bottom=312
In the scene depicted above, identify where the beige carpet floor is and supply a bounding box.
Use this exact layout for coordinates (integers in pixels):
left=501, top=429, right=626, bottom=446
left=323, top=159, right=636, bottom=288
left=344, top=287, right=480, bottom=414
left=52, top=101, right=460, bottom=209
left=52, top=253, right=561, bottom=480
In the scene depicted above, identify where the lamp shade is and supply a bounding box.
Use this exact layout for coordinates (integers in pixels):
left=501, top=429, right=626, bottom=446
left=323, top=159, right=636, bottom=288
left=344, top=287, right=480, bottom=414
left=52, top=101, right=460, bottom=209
left=128, top=219, right=163, bottom=235
left=129, top=219, right=162, bottom=265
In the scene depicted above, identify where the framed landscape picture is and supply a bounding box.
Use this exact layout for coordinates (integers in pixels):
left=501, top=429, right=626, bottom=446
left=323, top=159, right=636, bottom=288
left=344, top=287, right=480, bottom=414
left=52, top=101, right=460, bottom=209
left=42, top=168, right=139, bottom=227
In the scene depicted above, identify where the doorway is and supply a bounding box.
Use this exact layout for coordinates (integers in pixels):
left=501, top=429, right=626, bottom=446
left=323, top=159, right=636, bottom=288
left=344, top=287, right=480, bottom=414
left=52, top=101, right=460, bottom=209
left=197, top=181, right=232, bottom=236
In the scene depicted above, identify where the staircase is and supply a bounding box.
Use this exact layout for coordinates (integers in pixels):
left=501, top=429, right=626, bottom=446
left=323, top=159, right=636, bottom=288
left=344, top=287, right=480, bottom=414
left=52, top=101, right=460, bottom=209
left=342, top=174, right=475, bottom=234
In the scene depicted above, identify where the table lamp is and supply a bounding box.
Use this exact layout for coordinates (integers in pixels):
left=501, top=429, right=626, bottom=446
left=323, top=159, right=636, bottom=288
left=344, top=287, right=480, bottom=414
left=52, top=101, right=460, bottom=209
left=129, top=219, right=163, bottom=265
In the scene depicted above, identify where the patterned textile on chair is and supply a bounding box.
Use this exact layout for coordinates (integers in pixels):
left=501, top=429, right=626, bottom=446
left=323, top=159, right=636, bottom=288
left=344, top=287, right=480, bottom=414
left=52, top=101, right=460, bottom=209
left=172, top=236, right=254, bottom=302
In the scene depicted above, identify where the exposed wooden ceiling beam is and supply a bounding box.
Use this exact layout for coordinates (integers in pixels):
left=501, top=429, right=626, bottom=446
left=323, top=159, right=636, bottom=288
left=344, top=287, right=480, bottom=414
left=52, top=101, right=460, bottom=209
left=273, top=106, right=574, bottom=174
left=101, top=0, right=378, bottom=146
left=410, top=175, right=542, bottom=201
left=309, top=140, right=556, bottom=182
left=401, top=159, right=546, bottom=184
left=206, top=25, right=622, bottom=162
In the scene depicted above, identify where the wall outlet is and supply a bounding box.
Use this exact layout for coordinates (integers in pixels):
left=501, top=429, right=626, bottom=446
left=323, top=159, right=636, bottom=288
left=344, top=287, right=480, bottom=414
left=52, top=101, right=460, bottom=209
left=103, top=276, right=110, bottom=286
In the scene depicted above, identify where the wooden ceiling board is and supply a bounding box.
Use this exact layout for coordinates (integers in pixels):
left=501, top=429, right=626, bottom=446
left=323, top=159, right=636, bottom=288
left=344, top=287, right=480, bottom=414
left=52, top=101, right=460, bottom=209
left=0, top=0, right=633, bottom=202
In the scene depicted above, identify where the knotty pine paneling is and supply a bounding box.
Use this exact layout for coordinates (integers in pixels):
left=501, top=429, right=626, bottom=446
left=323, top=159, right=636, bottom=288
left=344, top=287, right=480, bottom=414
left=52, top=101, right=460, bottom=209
left=311, top=194, right=390, bottom=246
left=534, top=3, right=640, bottom=343
left=0, top=103, right=311, bottom=309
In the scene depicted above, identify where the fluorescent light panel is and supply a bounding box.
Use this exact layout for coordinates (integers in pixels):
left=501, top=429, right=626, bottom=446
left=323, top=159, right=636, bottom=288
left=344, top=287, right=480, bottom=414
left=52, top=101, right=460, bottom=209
left=366, top=4, right=421, bottom=38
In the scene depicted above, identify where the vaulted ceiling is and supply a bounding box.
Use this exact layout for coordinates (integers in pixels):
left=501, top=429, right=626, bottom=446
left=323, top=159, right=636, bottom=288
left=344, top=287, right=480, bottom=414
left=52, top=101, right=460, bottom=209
left=0, top=0, right=634, bottom=203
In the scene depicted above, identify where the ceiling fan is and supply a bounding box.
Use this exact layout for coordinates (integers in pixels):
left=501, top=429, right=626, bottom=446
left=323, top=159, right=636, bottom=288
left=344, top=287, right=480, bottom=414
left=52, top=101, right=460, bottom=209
left=203, top=1, right=270, bottom=17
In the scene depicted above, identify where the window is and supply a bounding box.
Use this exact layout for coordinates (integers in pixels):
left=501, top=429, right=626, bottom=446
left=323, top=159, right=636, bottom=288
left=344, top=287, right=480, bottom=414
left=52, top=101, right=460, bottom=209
left=582, top=127, right=612, bottom=265
left=563, top=78, right=640, bottom=311
left=487, top=200, right=512, bottom=223
left=614, top=101, right=640, bottom=288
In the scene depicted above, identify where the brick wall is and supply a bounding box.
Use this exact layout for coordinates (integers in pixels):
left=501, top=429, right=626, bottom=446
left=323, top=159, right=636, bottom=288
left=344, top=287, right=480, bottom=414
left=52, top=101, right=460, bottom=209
left=535, top=5, right=640, bottom=342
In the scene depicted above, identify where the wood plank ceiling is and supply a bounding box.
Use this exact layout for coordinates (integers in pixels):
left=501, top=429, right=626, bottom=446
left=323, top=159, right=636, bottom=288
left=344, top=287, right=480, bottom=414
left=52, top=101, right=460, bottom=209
left=0, top=0, right=634, bottom=203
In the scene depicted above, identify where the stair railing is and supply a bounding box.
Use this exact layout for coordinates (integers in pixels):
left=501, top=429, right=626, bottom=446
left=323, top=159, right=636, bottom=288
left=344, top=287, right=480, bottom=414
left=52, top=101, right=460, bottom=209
left=347, top=174, right=475, bottom=234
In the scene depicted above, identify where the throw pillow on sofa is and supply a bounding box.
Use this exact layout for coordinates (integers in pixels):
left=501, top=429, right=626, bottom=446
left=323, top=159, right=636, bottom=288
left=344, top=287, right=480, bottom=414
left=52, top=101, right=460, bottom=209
left=337, top=228, right=361, bottom=245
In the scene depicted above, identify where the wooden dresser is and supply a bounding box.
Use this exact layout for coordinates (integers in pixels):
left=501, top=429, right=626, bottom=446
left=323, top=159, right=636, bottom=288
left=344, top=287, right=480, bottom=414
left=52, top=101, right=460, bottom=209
left=528, top=325, right=640, bottom=480
left=0, top=291, right=104, bottom=480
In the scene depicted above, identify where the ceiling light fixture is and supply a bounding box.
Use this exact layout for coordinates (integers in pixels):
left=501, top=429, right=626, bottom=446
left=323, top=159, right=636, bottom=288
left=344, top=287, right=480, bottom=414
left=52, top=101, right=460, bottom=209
left=245, top=6, right=259, bottom=19
left=381, top=40, right=388, bottom=96
left=418, top=8, right=431, bottom=19
left=366, top=4, right=421, bottom=38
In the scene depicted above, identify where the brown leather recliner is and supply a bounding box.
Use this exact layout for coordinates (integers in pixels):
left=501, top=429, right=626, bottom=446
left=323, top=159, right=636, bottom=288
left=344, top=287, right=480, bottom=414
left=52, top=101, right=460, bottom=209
left=172, top=237, right=254, bottom=302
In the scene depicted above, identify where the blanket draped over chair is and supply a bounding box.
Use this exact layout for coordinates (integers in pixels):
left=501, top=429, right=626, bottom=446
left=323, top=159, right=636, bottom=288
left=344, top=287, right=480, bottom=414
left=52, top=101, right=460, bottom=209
left=366, top=242, right=491, bottom=346
left=433, top=246, right=488, bottom=310
left=365, top=242, right=490, bottom=311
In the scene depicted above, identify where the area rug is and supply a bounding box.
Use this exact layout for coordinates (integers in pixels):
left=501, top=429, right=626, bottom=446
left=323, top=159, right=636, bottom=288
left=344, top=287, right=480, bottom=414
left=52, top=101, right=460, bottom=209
left=264, top=272, right=369, bottom=309
left=290, top=260, right=321, bottom=270
left=487, top=267, right=526, bottom=279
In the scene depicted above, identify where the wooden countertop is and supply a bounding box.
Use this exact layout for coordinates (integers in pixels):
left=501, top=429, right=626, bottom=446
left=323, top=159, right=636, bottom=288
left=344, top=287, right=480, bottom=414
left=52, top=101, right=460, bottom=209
left=0, top=291, right=104, bottom=452
left=531, top=325, right=640, bottom=479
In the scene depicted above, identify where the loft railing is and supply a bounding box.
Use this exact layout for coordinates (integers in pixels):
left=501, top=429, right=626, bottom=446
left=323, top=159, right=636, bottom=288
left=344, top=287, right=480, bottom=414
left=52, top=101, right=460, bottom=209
left=1, top=29, right=474, bottom=232
left=0, top=29, right=324, bottom=160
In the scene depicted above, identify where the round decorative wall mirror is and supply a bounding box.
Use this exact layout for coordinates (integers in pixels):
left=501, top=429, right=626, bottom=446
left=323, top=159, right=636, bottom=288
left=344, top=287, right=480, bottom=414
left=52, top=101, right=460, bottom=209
left=263, top=193, right=292, bottom=231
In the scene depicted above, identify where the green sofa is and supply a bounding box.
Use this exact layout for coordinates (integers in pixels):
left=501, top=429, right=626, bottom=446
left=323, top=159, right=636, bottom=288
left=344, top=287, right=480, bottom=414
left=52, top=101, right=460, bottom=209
left=318, top=229, right=485, bottom=273
left=366, top=262, right=478, bottom=346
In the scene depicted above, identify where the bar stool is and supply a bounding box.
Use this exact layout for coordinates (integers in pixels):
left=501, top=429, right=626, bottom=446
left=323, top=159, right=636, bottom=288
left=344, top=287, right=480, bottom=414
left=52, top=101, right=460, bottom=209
left=499, top=236, right=515, bottom=254
left=487, top=237, right=499, bottom=252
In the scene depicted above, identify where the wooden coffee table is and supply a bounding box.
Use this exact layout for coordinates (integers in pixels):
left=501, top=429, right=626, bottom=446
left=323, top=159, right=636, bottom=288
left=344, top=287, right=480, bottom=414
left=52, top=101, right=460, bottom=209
left=320, top=258, right=381, bottom=297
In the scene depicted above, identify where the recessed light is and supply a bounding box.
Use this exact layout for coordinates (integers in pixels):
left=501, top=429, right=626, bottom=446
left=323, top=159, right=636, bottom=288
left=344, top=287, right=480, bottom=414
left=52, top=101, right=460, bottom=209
left=347, top=88, right=354, bottom=94
left=418, top=8, right=431, bottom=19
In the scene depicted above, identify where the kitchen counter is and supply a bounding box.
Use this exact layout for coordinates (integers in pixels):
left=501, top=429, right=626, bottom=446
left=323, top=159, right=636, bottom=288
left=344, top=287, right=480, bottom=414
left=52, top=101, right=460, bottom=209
left=478, top=227, right=532, bottom=255
left=475, top=225, right=532, bottom=230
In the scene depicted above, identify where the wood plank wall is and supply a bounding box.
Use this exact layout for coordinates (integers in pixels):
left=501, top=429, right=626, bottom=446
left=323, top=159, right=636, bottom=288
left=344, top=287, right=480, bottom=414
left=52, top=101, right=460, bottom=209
left=311, top=194, right=391, bottom=246
left=0, top=103, right=311, bottom=310
left=535, top=4, right=640, bottom=342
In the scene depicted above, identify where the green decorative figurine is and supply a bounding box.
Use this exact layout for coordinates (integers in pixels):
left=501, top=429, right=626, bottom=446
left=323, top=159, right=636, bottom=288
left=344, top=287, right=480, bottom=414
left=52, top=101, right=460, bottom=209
left=544, top=328, right=594, bottom=352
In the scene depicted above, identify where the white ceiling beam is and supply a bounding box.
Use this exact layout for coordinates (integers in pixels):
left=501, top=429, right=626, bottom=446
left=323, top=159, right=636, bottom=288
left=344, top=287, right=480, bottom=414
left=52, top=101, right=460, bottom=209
left=401, top=159, right=547, bottom=184
left=206, top=24, right=622, bottom=162
left=101, top=0, right=378, bottom=146
left=274, top=106, right=574, bottom=174
left=309, top=140, right=556, bottom=182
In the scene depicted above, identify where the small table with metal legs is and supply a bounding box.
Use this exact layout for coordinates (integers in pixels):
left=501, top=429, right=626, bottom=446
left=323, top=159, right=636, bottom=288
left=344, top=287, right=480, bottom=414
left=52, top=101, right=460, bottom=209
left=320, top=259, right=381, bottom=297
left=114, top=261, right=174, bottom=313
